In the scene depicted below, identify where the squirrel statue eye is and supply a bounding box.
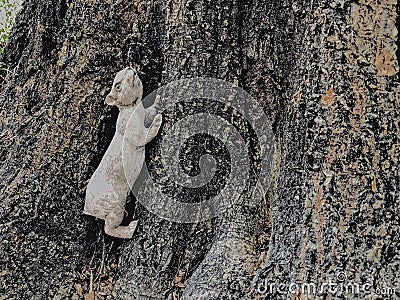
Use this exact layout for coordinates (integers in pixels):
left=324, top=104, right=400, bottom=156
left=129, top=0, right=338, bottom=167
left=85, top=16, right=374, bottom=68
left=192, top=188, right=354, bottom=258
left=115, top=83, right=122, bottom=91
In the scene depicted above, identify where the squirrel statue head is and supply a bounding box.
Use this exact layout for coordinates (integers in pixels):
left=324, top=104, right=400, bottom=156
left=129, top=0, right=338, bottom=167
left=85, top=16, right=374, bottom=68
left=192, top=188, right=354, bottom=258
left=105, top=67, right=143, bottom=108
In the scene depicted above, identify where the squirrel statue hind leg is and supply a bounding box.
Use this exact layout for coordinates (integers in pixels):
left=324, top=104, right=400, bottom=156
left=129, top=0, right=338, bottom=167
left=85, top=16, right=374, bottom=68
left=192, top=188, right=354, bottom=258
left=104, top=205, right=138, bottom=239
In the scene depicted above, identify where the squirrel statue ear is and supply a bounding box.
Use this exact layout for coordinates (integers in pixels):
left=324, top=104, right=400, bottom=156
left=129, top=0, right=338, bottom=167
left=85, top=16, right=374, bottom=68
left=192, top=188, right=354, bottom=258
left=84, top=68, right=162, bottom=239
left=106, top=67, right=142, bottom=108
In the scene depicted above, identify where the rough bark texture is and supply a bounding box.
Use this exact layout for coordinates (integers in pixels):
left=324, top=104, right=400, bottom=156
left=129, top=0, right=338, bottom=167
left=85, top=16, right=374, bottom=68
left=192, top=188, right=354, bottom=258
left=0, top=0, right=399, bottom=300
left=251, top=1, right=400, bottom=299
left=0, top=0, right=143, bottom=297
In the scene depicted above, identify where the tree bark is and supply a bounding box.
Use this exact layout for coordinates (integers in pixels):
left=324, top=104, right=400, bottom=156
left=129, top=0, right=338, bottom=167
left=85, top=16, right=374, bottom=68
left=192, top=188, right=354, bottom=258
left=0, top=0, right=399, bottom=299
left=251, top=1, right=400, bottom=299
left=0, top=0, right=147, bottom=297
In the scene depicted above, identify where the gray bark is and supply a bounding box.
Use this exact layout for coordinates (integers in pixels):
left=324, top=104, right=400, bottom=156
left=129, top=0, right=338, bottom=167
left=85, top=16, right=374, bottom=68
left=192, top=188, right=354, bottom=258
left=0, top=0, right=399, bottom=299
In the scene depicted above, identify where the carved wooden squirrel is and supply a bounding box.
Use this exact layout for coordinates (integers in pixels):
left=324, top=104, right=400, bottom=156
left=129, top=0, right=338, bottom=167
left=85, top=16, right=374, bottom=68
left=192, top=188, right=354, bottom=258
left=84, top=67, right=162, bottom=238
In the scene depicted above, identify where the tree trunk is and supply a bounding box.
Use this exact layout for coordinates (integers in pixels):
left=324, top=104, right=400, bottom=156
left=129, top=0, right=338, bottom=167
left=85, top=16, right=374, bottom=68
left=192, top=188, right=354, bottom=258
left=250, top=1, right=400, bottom=299
left=0, top=0, right=398, bottom=299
